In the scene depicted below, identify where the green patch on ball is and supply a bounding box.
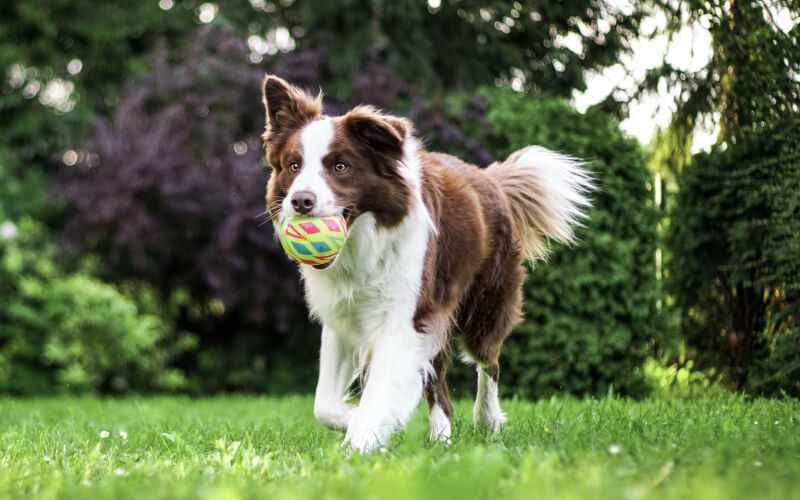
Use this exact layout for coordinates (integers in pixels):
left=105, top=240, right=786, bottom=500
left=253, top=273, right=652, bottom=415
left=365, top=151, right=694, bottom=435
left=279, top=215, right=348, bottom=268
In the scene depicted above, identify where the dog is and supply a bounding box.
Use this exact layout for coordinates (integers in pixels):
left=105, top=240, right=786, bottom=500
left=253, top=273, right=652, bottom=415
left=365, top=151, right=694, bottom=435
left=261, top=75, right=593, bottom=452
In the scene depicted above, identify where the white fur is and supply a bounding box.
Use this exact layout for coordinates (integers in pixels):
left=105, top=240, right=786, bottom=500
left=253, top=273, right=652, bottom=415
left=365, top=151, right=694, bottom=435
left=313, top=325, right=357, bottom=430
left=513, top=146, right=593, bottom=243
left=487, top=145, right=594, bottom=261
left=282, top=118, right=339, bottom=220
left=428, top=404, right=452, bottom=443
left=473, top=365, right=507, bottom=433
left=399, top=140, right=437, bottom=233
left=300, top=137, right=436, bottom=453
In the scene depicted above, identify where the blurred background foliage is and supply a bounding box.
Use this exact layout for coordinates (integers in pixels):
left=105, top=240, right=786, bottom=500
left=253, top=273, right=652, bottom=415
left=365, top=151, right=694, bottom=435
left=0, top=0, right=797, bottom=397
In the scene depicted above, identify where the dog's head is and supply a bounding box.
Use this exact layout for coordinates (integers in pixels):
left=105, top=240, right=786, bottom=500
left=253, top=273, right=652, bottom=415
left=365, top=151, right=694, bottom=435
left=262, top=75, right=414, bottom=229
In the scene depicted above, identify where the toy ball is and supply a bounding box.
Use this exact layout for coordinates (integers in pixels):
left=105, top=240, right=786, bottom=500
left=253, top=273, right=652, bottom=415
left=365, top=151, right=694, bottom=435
left=279, top=215, right=348, bottom=268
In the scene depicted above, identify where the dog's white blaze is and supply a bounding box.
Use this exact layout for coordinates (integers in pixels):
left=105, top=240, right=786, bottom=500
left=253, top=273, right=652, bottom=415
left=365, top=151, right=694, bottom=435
left=474, top=365, right=507, bottom=433
left=428, top=404, right=452, bottom=443
left=282, top=117, right=338, bottom=219
left=303, top=137, right=434, bottom=453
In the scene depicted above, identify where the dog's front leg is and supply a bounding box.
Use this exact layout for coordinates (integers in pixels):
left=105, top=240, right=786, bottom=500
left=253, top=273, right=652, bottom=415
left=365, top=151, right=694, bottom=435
left=313, top=326, right=356, bottom=430
left=344, top=323, right=425, bottom=453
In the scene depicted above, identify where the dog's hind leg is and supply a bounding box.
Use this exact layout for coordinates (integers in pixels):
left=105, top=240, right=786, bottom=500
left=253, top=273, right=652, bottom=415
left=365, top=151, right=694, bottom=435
left=459, top=257, right=525, bottom=433
left=425, top=351, right=453, bottom=443
left=473, top=363, right=506, bottom=433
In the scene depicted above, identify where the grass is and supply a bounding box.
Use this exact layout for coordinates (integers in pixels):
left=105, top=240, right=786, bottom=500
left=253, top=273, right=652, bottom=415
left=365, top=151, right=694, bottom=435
left=0, top=396, right=798, bottom=500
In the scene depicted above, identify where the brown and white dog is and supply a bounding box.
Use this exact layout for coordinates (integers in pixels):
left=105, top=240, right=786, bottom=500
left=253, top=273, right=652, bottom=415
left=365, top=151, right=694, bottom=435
left=261, top=75, right=593, bottom=452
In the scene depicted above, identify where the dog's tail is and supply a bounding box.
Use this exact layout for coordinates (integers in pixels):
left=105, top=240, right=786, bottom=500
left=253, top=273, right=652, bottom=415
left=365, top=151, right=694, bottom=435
left=486, top=146, right=594, bottom=262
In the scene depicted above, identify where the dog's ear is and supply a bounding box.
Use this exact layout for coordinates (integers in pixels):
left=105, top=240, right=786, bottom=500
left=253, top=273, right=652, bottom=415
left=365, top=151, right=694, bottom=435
left=343, top=106, right=412, bottom=159
left=261, top=75, right=322, bottom=138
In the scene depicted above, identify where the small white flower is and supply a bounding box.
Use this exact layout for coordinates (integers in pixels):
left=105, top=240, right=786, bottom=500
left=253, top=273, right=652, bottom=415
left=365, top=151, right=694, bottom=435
left=608, top=443, right=622, bottom=455
left=43, top=455, right=52, bottom=463
left=754, top=460, right=763, bottom=467
left=119, top=431, right=128, bottom=440
left=99, top=430, right=110, bottom=439
left=114, top=468, right=125, bottom=476
left=0, top=221, right=18, bottom=240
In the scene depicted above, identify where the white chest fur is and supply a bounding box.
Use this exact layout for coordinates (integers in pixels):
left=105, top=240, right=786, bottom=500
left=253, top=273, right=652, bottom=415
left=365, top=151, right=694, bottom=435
left=301, top=205, right=429, bottom=347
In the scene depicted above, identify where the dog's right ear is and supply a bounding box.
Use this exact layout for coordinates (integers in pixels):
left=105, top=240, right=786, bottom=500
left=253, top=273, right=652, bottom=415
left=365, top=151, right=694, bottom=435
left=261, top=75, right=322, bottom=139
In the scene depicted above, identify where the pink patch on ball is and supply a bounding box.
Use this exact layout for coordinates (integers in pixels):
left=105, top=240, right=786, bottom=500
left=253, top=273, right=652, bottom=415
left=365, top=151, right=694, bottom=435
left=324, top=219, right=341, bottom=232
left=299, top=222, right=319, bottom=234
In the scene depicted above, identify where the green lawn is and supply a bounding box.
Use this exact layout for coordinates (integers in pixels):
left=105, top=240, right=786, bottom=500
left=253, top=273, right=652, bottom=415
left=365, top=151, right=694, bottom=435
left=0, top=396, right=798, bottom=499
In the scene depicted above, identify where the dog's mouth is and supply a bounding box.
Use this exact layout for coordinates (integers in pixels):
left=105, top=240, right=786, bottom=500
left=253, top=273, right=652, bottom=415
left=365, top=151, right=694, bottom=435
left=342, top=206, right=357, bottom=227
left=307, top=208, right=355, bottom=271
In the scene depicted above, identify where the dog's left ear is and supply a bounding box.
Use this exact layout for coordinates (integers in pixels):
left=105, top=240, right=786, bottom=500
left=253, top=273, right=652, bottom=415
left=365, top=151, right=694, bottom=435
left=262, top=75, right=322, bottom=138
left=344, top=106, right=412, bottom=159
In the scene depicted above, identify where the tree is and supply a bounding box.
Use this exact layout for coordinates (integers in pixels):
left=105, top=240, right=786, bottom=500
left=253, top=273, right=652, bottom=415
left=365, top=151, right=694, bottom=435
left=643, top=0, right=799, bottom=156
left=653, top=0, right=800, bottom=390
left=0, top=0, right=196, bottom=163
left=218, top=0, right=644, bottom=98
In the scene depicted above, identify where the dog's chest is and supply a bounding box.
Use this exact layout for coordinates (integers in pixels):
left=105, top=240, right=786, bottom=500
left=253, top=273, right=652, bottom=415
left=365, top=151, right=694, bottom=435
left=307, top=276, right=388, bottom=341
left=301, top=214, right=427, bottom=341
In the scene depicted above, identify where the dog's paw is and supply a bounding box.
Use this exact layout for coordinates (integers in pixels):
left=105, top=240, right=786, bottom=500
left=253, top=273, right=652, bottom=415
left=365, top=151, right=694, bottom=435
left=474, top=407, right=507, bottom=434
left=342, top=430, right=382, bottom=454
left=313, top=404, right=354, bottom=431
left=343, top=411, right=390, bottom=454
left=428, top=406, right=452, bottom=444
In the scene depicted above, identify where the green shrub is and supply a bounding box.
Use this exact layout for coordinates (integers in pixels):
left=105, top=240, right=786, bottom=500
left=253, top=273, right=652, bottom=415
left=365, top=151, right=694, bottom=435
left=641, top=358, right=731, bottom=400
left=444, top=89, right=662, bottom=398
left=0, top=219, right=189, bottom=394
left=669, top=118, right=800, bottom=395
left=0, top=146, right=52, bottom=221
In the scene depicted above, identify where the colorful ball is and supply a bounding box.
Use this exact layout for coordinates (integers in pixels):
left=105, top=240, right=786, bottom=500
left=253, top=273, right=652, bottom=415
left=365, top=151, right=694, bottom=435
left=278, top=215, right=348, bottom=268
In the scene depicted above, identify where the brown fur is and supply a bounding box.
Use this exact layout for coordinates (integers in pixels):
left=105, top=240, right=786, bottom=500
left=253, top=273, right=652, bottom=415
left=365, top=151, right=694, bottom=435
left=414, top=153, right=524, bottom=422
left=424, top=351, right=454, bottom=419
left=262, top=76, right=322, bottom=168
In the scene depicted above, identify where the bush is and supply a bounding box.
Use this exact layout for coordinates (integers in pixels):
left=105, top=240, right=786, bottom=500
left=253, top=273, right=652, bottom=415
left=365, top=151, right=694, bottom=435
left=54, top=28, right=325, bottom=393
left=669, top=117, right=800, bottom=395
left=446, top=89, right=663, bottom=398
left=0, top=146, right=53, bottom=221
left=0, top=219, right=189, bottom=394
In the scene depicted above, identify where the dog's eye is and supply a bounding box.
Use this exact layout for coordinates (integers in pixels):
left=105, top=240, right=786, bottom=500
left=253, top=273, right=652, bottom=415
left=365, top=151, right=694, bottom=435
left=288, top=161, right=301, bottom=173
left=333, top=162, right=349, bottom=174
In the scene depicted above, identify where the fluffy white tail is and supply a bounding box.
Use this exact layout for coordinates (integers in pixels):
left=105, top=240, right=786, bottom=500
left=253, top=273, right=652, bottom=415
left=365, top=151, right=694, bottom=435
left=486, top=146, right=594, bottom=261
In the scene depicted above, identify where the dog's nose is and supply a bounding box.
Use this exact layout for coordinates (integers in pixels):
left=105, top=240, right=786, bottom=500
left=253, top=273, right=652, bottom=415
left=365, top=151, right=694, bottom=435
left=291, top=191, right=317, bottom=215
